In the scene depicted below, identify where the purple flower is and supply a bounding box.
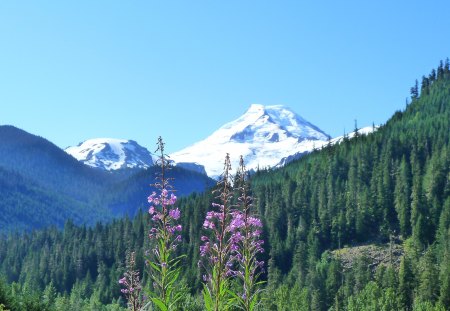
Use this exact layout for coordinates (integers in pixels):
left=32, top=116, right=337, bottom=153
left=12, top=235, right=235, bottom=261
left=167, top=225, right=175, bottom=234
left=152, top=214, right=161, bottom=221
left=230, top=214, right=244, bottom=231
left=147, top=192, right=156, bottom=203
left=231, top=231, right=243, bottom=243
left=200, top=244, right=209, bottom=256
left=248, top=217, right=262, bottom=227
left=169, top=193, right=177, bottom=205
left=161, top=189, right=168, bottom=197
left=203, top=219, right=215, bottom=229
left=169, top=208, right=181, bottom=220
left=205, top=211, right=214, bottom=220
left=252, top=229, right=262, bottom=237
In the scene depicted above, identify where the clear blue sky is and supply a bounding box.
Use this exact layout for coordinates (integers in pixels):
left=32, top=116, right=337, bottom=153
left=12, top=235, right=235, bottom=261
left=1, top=1, right=449, bottom=153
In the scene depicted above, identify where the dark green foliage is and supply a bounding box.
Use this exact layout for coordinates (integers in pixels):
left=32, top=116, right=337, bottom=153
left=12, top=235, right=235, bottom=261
left=399, top=255, right=415, bottom=310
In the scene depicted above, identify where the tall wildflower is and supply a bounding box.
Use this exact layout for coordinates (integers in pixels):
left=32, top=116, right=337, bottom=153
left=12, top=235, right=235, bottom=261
left=119, top=252, right=144, bottom=311
left=145, top=136, right=184, bottom=311
left=200, top=154, right=237, bottom=311
left=120, top=136, right=183, bottom=311
left=233, top=156, right=265, bottom=311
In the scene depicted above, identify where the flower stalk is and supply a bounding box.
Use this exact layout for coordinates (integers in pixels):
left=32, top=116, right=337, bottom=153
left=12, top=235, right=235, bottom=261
left=200, top=154, right=236, bottom=311
left=121, top=136, right=184, bottom=311
left=144, top=136, right=184, bottom=311
left=119, top=252, right=144, bottom=311
left=233, top=156, right=265, bottom=311
left=200, top=155, right=265, bottom=311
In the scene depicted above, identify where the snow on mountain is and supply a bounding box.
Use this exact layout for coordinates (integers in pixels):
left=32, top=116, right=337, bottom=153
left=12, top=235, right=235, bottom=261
left=315, top=125, right=378, bottom=149
left=170, top=104, right=330, bottom=179
left=65, top=107, right=377, bottom=177
left=275, top=125, right=379, bottom=167
left=327, top=125, right=378, bottom=144
left=65, top=138, right=153, bottom=171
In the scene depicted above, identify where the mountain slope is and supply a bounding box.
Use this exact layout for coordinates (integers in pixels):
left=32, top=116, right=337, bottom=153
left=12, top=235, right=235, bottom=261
left=170, top=104, right=330, bottom=178
left=0, top=125, right=111, bottom=201
left=0, top=126, right=118, bottom=231
left=66, top=138, right=154, bottom=171
left=0, top=166, right=110, bottom=232
left=0, top=126, right=215, bottom=232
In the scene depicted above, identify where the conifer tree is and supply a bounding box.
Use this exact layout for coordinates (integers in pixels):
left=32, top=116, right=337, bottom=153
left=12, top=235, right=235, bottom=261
left=399, top=255, right=414, bottom=310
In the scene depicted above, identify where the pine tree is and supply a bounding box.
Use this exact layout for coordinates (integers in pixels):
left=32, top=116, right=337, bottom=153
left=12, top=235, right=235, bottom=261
left=398, top=255, right=414, bottom=310
left=438, top=251, right=450, bottom=307
left=417, top=249, right=439, bottom=303
left=411, top=79, right=419, bottom=100
left=395, top=156, right=412, bottom=237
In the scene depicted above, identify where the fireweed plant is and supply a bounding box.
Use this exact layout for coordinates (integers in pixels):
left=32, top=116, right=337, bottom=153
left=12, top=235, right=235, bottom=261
left=119, top=252, right=144, bottom=311
left=199, top=154, right=266, bottom=311
left=232, top=156, right=265, bottom=311
left=200, top=154, right=236, bottom=311
left=145, top=137, right=184, bottom=311
left=120, top=137, right=184, bottom=311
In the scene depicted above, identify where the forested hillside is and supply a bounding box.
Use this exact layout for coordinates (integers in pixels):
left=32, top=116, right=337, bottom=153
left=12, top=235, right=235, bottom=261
left=0, top=126, right=115, bottom=231
left=0, top=61, right=449, bottom=310
left=0, top=126, right=214, bottom=232
left=250, top=60, right=450, bottom=309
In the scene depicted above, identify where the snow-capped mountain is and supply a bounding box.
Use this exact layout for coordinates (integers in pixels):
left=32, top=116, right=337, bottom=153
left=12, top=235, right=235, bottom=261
left=65, top=138, right=153, bottom=171
left=170, top=104, right=330, bottom=178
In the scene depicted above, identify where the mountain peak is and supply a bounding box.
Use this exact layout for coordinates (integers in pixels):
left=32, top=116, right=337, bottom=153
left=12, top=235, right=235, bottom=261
left=212, top=104, right=329, bottom=144
left=65, top=138, right=153, bottom=171
left=246, top=103, right=267, bottom=114
left=170, top=104, right=330, bottom=178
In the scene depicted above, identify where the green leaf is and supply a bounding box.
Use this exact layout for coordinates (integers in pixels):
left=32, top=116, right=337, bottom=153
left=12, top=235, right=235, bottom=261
left=148, top=261, right=161, bottom=272
left=202, top=284, right=214, bottom=311
left=151, top=297, right=168, bottom=311
left=250, top=294, right=259, bottom=311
